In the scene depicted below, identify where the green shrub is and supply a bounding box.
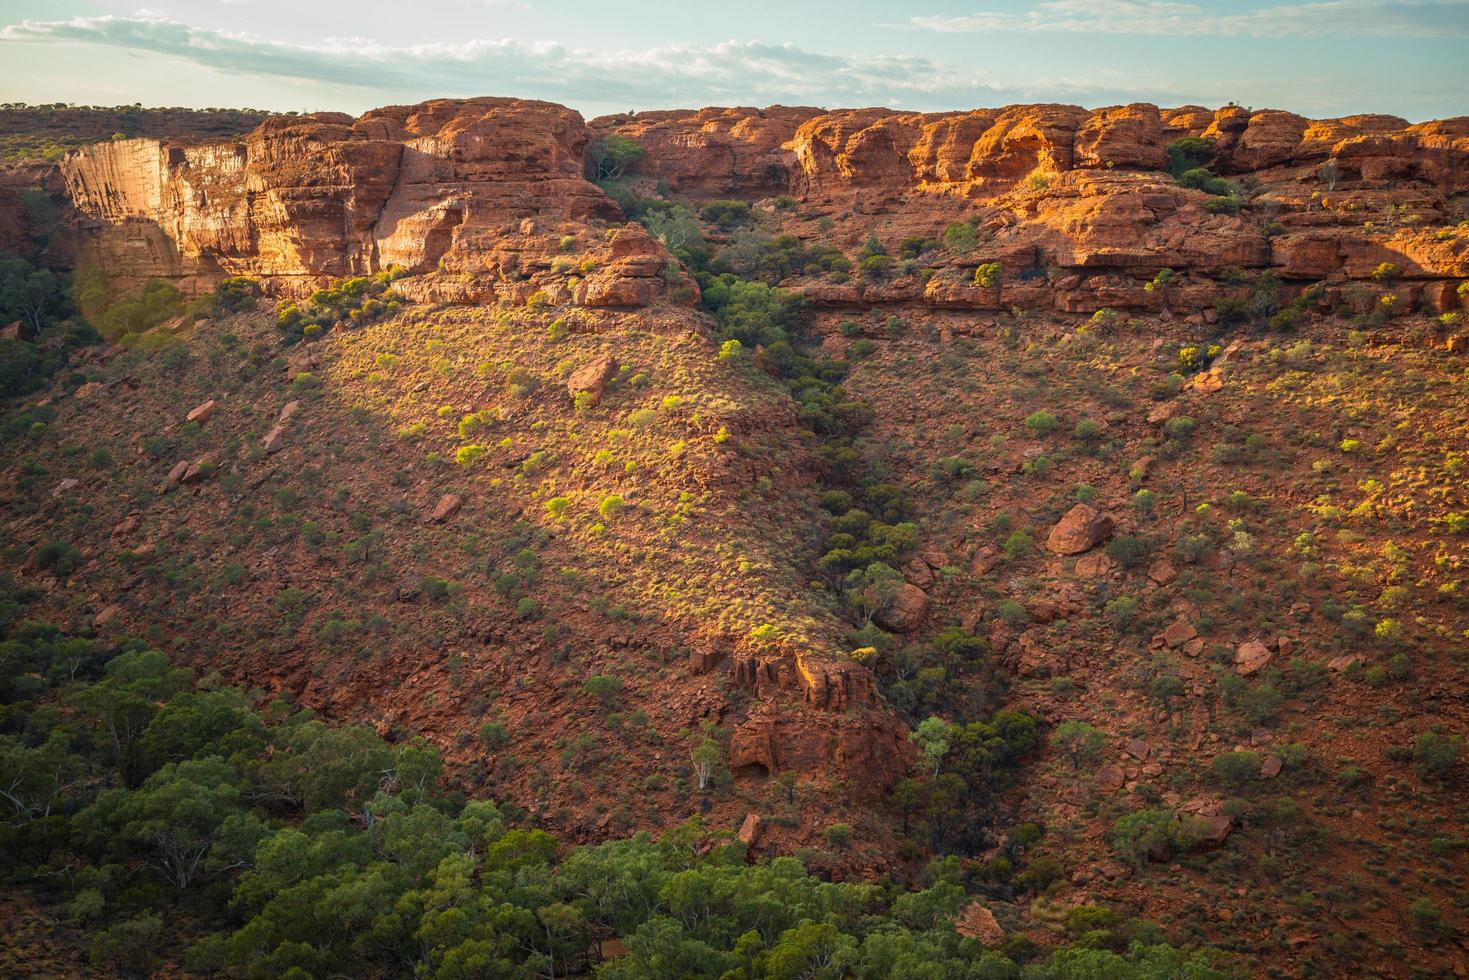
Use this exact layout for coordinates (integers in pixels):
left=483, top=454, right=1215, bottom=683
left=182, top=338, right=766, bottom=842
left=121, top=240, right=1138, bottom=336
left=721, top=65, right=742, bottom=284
left=942, top=221, right=979, bottom=253
left=823, top=823, right=854, bottom=849
left=1050, top=720, right=1105, bottom=769
left=1177, top=167, right=1234, bottom=196
left=1106, top=535, right=1151, bottom=568
left=1002, top=531, right=1034, bottom=560
left=478, top=720, right=511, bottom=750
left=1105, top=595, right=1138, bottom=629
left=590, top=134, right=644, bottom=180
left=1412, top=731, right=1461, bottom=782
left=1165, top=137, right=1215, bottom=176
left=1407, top=897, right=1451, bottom=940
left=1112, top=809, right=1203, bottom=867
left=583, top=674, right=623, bottom=708
left=1073, top=419, right=1102, bottom=441
left=455, top=445, right=488, bottom=465
left=1163, top=416, right=1196, bottom=441
left=973, top=262, right=1002, bottom=289
left=1241, top=684, right=1282, bottom=725
left=1024, top=410, right=1058, bottom=436
left=996, top=599, right=1030, bottom=626
left=32, top=540, right=82, bottom=576
left=1210, top=751, right=1260, bottom=791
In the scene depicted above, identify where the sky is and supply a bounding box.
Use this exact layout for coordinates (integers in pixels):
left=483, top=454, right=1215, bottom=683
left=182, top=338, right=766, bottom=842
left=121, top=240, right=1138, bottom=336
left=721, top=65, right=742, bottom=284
left=0, top=1, right=1465, bottom=121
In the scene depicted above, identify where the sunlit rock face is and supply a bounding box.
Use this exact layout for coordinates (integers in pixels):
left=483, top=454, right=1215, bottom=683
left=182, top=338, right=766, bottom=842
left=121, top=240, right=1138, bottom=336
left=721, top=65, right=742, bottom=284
left=30, top=98, right=1469, bottom=313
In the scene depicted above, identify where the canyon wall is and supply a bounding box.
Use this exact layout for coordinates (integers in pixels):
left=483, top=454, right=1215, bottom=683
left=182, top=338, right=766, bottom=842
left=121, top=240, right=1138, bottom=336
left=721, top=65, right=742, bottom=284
left=6, top=97, right=1462, bottom=322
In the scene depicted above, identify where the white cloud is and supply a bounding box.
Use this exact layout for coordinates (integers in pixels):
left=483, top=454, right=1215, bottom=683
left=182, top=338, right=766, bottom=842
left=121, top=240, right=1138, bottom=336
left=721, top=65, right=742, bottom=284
left=909, top=0, right=1469, bottom=37
left=0, top=13, right=1185, bottom=112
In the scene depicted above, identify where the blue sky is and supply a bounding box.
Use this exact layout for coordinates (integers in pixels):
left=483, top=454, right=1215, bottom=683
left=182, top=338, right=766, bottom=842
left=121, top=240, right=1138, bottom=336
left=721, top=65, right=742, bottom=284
left=1, top=1, right=1465, bottom=120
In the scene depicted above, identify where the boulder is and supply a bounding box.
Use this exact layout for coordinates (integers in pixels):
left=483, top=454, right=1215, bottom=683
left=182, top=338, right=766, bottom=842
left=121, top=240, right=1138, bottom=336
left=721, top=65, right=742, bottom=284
left=954, top=901, right=1005, bottom=947
left=111, top=512, right=141, bottom=540
left=167, top=460, right=191, bottom=484
left=902, top=557, right=934, bottom=588
left=870, top=582, right=930, bottom=632
left=262, top=426, right=285, bottom=454
left=51, top=478, right=80, bottom=498
left=566, top=355, right=618, bottom=406
left=1093, top=765, right=1125, bottom=793
left=970, top=546, right=999, bottom=575
left=1045, top=504, right=1114, bottom=555
left=1234, top=640, right=1273, bottom=675
left=93, top=604, right=122, bottom=627
left=1147, top=559, right=1177, bottom=585
left=1160, top=620, right=1198, bottom=649
left=181, top=453, right=218, bottom=484
left=728, top=716, right=778, bottom=773
left=1074, top=551, right=1114, bottom=577
left=1198, top=813, right=1234, bottom=846
left=737, top=812, right=762, bottom=846
left=0, top=319, right=36, bottom=342
left=1260, top=755, right=1283, bottom=779
left=278, top=400, right=301, bottom=423
left=1180, top=798, right=1233, bottom=847
left=428, top=493, right=464, bottom=524
left=187, top=399, right=216, bottom=424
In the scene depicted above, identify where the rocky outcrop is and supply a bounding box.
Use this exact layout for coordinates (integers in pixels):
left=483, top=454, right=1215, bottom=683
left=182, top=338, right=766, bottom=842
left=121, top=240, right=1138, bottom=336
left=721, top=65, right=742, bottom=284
left=586, top=101, right=1469, bottom=317
left=53, top=98, right=626, bottom=301
left=7, top=98, right=1464, bottom=320
left=774, top=102, right=1469, bottom=202
left=590, top=106, right=821, bottom=196
left=727, top=706, right=913, bottom=801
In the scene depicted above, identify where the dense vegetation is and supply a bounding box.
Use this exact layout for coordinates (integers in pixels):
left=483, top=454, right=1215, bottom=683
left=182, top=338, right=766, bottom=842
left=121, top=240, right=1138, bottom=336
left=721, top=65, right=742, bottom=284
left=0, top=251, right=98, bottom=398
left=276, top=269, right=404, bottom=342
left=0, top=584, right=1234, bottom=977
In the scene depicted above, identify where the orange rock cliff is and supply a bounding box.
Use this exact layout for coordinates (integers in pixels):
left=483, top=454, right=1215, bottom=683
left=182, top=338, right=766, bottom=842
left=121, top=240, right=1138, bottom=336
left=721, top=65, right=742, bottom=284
left=8, top=97, right=1465, bottom=316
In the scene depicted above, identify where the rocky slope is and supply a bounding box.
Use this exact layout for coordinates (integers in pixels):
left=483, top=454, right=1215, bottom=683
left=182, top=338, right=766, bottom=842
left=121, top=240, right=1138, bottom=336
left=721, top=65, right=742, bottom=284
left=3, top=96, right=1468, bottom=975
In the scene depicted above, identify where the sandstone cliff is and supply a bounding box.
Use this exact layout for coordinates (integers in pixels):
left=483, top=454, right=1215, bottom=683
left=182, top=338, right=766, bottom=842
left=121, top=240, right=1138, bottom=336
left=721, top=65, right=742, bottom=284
left=6, top=97, right=1460, bottom=321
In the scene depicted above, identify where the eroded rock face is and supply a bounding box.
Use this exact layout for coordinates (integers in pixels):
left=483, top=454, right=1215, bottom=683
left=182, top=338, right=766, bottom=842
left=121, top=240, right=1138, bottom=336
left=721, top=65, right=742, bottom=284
left=726, top=707, right=913, bottom=801
left=57, top=98, right=622, bottom=300
left=590, top=106, right=821, bottom=196
left=15, top=98, right=1467, bottom=320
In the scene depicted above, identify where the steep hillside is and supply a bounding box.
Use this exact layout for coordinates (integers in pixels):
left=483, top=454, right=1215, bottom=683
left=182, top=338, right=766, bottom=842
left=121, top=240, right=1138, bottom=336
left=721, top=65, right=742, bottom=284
left=2, top=97, right=1467, bottom=976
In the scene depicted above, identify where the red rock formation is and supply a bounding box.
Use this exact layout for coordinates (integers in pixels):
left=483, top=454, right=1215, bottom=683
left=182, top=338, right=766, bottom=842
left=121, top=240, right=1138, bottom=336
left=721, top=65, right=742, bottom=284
left=589, top=106, right=821, bottom=196
left=54, top=98, right=625, bottom=300
left=4, top=97, right=1462, bottom=319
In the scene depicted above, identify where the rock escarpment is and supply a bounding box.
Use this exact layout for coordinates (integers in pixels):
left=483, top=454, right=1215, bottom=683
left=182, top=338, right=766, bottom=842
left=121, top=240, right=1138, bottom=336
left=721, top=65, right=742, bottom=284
left=9, top=97, right=1465, bottom=319
left=595, top=101, right=1468, bottom=318
left=52, top=98, right=684, bottom=307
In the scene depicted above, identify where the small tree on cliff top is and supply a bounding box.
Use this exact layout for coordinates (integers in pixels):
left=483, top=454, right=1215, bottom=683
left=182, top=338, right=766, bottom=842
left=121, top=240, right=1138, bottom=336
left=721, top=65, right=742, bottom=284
left=591, top=134, right=644, bottom=181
